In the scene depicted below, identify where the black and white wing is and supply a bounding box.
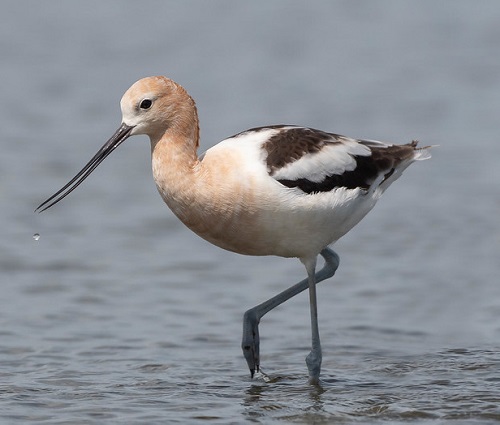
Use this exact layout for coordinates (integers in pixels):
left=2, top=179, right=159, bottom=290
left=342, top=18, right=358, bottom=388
left=256, top=126, right=430, bottom=194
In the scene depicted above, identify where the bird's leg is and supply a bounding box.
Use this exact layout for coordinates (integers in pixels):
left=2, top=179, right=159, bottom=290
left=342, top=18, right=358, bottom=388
left=241, top=248, right=339, bottom=378
left=303, top=257, right=321, bottom=384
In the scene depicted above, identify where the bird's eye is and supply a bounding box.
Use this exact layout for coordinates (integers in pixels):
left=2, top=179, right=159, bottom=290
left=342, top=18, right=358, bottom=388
left=139, top=99, right=152, bottom=110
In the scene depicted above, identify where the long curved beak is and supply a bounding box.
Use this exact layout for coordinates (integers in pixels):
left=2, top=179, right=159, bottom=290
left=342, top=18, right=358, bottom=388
left=35, top=123, right=134, bottom=212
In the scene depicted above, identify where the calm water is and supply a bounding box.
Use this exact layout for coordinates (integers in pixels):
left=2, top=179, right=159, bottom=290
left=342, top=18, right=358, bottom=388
left=2, top=1, right=500, bottom=423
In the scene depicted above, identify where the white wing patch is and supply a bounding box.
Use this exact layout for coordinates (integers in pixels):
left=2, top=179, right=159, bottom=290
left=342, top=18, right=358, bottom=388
left=272, top=137, right=372, bottom=183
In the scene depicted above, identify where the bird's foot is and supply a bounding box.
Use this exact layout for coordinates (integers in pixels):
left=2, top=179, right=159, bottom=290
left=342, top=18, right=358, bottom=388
left=242, top=309, right=260, bottom=378
left=305, top=347, right=322, bottom=384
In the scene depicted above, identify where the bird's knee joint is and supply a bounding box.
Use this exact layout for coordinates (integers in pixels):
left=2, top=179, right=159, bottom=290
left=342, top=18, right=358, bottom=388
left=243, top=309, right=259, bottom=325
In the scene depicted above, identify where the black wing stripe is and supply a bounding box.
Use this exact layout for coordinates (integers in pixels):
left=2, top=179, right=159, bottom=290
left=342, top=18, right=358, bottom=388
left=277, top=142, right=418, bottom=194
left=263, top=127, right=340, bottom=174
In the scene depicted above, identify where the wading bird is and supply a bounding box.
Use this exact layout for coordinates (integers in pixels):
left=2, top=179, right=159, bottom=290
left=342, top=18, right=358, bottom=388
left=36, top=76, right=431, bottom=383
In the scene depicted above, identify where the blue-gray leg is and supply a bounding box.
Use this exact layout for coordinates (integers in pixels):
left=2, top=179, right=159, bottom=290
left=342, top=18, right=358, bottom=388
left=303, top=256, right=321, bottom=384
left=241, top=247, right=340, bottom=380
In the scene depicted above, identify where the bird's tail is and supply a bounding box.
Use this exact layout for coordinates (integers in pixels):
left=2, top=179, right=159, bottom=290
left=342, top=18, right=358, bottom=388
left=410, top=140, right=433, bottom=161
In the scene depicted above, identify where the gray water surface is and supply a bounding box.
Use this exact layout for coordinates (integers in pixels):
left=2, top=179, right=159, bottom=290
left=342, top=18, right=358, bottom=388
left=2, top=1, right=500, bottom=423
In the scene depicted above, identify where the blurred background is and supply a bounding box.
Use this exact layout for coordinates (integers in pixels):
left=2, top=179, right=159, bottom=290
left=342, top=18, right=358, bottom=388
left=1, top=1, right=499, bottom=422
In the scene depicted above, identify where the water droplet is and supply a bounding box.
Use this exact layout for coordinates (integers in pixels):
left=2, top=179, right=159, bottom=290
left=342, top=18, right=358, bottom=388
left=33, top=233, right=40, bottom=241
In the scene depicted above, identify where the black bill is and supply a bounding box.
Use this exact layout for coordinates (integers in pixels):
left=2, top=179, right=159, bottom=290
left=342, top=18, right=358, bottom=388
left=35, top=123, right=134, bottom=212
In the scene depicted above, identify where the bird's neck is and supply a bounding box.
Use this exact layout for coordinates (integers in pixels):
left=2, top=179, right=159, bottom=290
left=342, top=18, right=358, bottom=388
left=150, top=111, right=202, bottom=213
left=150, top=92, right=200, bottom=172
